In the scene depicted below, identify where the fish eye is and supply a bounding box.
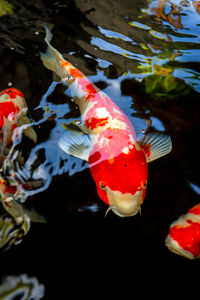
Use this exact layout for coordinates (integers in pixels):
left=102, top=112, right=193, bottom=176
left=99, top=182, right=106, bottom=190
left=124, top=164, right=127, bottom=167
left=143, top=181, right=147, bottom=189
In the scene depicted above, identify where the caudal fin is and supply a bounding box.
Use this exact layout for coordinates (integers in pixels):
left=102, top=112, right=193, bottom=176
left=40, top=27, right=71, bottom=79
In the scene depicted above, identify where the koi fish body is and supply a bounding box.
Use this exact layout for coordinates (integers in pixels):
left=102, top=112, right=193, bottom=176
left=40, top=27, right=172, bottom=217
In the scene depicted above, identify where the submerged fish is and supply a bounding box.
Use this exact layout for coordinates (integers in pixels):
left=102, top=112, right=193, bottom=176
left=165, top=203, right=200, bottom=259
left=40, top=27, right=172, bottom=217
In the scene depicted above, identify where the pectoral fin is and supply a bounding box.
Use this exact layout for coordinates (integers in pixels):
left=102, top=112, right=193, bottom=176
left=58, top=124, right=92, bottom=161
left=140, top=132, right=172, bottom=162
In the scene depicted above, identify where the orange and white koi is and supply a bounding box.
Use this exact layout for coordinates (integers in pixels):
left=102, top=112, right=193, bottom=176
left=40, top=27, right=172, bottom=217
left=165, top=203, right=200, bottom=259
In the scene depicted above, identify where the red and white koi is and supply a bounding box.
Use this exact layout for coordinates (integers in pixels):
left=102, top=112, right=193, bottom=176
left=165, top=203, right=200, bottom=259
left=0, top=87, right=39, bottom=223
left=40, top=27, right=172, bottom=217
left=0, top=87, right=37, bottom=154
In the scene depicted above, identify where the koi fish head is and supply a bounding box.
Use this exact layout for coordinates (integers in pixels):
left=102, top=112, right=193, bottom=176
left=89, top=145, right=148, bottom=217
left=165, top=204, right=200, bottom=259
left=0, top=87, right=24, bottom=99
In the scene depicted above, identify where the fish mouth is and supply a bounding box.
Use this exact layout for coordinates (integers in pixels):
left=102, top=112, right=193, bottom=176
left=165, top=235, right=195, bottom=260
left=107, top=189, right=144, bottom=218
left=110, top=206, right=140, bottom=217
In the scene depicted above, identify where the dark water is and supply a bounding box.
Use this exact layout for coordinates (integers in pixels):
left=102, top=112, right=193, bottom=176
left=0, top=0, right=200, bottom=298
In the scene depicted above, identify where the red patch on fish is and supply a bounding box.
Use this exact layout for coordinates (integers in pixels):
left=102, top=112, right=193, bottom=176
left=169, top=221, right=200, bottom=257
left=89, top=134, right=147, bottom=195
left=141, top=144, right=151, bottom=159
left=85, top=117, right=109, bottom=130
left=0, top=102, right=19, bottom=127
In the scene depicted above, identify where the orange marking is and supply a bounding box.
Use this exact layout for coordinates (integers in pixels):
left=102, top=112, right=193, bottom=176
left=108, top=157, right=115, bottom=164
left=61, top=58, right=84, bottom=79
left=70, top=67, right=84, bottom=79
left=60, top=59, right=71, bottom=68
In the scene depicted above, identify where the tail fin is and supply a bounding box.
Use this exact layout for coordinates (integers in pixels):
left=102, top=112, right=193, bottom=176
left=40, top=27, right=71, bottom=79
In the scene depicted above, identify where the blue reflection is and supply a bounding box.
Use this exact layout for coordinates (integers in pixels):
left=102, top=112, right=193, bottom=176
left=96, top=57, right=112, bottom=68
left=175, top=49, right=200, bottom=62
left=189, top=182, right=200, bottom=195
left=151, top=117, right=165, bottom=131
left=173, top=68, right=200, bottom=92
left=78, top=204, right=100, bottom=213
left=91, top=36, right=146, bottom=62
left=98, top=26, right=133, bottom=42
left=129, top=21, right=151, bottom=30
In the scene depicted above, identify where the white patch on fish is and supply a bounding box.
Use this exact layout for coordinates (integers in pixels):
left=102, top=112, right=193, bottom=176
left=108, top=118, right=127, bottom=130
left=122, top=147, right=130, bottom=154
left=98, top=137, right=110, bottom=148
left=95, top=107, right=111, bottom=119
left=82, top=101, right=98, bottom=122
left=68, top=79, right=85, bottom=99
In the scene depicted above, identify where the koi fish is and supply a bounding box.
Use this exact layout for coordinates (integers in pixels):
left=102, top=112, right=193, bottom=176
left=0, top=87, right=37, bottom=155
left=0, top=88, right=44, bottom=223
left=165, top=203, right=200, bottom=259
left=40, top=27, right=172, bottom=217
